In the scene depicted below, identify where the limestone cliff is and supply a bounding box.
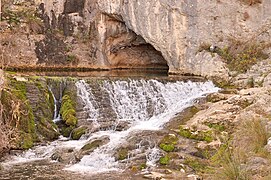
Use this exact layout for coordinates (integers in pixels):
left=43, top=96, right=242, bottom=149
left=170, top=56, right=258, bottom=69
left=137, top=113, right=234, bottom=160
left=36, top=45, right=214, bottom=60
left=98, top=0, right=271, bottom=80
left=1, top=0, right=271, bottom=80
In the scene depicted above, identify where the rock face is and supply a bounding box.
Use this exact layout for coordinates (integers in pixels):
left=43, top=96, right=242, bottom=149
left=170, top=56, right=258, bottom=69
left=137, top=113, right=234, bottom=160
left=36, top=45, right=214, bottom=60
left=98, top=0, right=271, bottom=79
left=1, top=0, right=271, bottom=79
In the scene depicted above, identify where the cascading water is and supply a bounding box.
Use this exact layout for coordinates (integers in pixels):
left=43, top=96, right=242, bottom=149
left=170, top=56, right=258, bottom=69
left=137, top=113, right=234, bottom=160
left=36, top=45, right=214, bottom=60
left=2, top=78, right=220, bottom=174
left=65, top=79, right=220, bottom=172
left=48, top=87, right=61, bottom=123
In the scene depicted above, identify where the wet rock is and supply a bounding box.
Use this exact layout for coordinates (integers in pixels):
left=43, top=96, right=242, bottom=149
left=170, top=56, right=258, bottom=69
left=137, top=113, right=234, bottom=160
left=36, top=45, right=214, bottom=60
left=114, top=147, right=129, bottom=161
left=78, top=135, right=110, bottom=158
left=115, top=121, right=130, bottom=131
left=71, top=126, right=87, bottom=140
left=8, top=150, right=24, bottom=156
left=51, top=148, right=77, bottom=164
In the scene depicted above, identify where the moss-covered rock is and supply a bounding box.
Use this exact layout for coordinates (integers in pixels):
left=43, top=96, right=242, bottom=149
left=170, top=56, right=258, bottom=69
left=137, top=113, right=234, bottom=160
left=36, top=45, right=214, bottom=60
left=179, top=127, right=213, bottom=143
left=20, top=133, right=34, bottom=149
left=184, top=157, right=210, bottom=173
left=0, top=77, right=36, bottom=149
left=61, top=126, right=75, bottom=137
left=60, top=94, right=77, bottom=126
left=159, top=155, right=170, bottom=165
left=81, top=136, right=110, bottom=153
left=71, top=126, right=87, bottom=140
left=116, top=148, right=129, bottom=160
left=159, top=134, right=178, bottom=152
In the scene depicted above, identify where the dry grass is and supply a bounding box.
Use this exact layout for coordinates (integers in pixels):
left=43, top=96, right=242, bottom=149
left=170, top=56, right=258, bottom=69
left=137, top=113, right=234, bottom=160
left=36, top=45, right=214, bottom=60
left=217, top=39, right=270, bottom=73
left=235, top=118, right=270, bottom=157
left=0, top=86, right=12, bottom=156
left=210, top=118, right=271, bottom=179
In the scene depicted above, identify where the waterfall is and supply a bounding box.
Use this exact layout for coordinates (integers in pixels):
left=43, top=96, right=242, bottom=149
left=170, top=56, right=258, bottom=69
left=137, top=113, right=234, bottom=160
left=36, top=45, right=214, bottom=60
left=65, top=79, right=220, bottom=173
left=48, top=87, right=61, bottom=123
left=3, top=78, right=220, bottom=174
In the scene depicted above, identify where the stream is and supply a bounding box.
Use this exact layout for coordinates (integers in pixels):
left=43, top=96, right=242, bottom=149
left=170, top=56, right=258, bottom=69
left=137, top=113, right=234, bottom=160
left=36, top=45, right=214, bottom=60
left=0, top=75, right=220, bottom=179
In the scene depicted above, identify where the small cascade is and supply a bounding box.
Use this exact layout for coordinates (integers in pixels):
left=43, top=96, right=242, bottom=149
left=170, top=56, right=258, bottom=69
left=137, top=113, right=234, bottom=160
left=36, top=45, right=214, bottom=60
left=48, top=87, right=61, bottom=123
left=3, top=78, right=220, bottom=174
left=65, top=79, right=220, bottom=172
left=146, top=147, right=162, bottom=167
left=76, top=80, right=100, bottom=125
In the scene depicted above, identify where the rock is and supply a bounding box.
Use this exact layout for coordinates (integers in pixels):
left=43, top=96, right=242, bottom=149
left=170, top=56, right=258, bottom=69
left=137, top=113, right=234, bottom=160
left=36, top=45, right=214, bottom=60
left=114, top=121, right=130, bottom=131
left=71, top=126, right=87, bottom=140
left=79, top=135, right=110, bottom=157
left=206, top=93, right=227, bottom=103
left=187, top=174, right=200, bottom=180
left=14, top=76, right=28, bottom=82
left=164, top=169, right=172, bottom=174
left=263, top=73, right=271, bottom=87
left=114, top=147, right=129, bottom=161
left=51, top=148, right=77, bottom=164
left=246, top=157, right=268, bottom=173
left=0, top=70, right=4, bottom=87
left=9, top=150, right=23, bottom=156
left=143, top=172, right=165, bottom=179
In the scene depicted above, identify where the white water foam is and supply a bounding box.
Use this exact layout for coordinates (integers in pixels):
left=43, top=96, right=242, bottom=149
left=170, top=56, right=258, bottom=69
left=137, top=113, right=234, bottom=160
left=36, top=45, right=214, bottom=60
left=76, top=80, right=100, bottom=125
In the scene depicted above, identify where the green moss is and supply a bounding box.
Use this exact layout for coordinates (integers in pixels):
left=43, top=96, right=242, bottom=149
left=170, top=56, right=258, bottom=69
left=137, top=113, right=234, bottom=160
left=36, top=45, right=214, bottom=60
left=179, top=127, right=213, bottom=143
left=159, top=134, right=178, bottom=152
left=81, top=139, right=104, bottom=152
left=48, top=89, right=55, bottom=113
left=139, top=164, right=147, bottom=170
left=1, top=78, right=36, bottom=135
left=117, top=148, right=129, bottom=160
left=159, top=155, right=170, bottom=165
left=159, top=144, right=175, bottom=152
left=20, top=133, right=34, bottom=149
left=72, top=126, right=87, bottom=140
left=184, top=158, right=210, bottom=173
left=60, top=94, right=77, bottom=126
left=205, top=122, right=225, bottom=132
left=61, top=126, right=75, bottom=137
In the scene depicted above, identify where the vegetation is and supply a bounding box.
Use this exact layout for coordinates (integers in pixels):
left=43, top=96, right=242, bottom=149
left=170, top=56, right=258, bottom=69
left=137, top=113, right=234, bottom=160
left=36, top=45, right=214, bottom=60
left=1, top=0, right=43, bottom=33
left=116, top=148, right=129, bottom=160
left=179, top=126, right=213, bottom=143
left=71, top=126, right=87, bottom=140
left=0, top=77, right=36, bottom=150
left=60, top=94, right=77, bottom=126
left=184, top=157, right=210, bottom=173
left=159, top=134, right=178, bottom=152
left=205, top=122, right=225, bottom=132
left=199, top=40, right=270, bottom=74
left=159, top=155, right=170, bottom=165
left=209, top=118, right=271, bottom=179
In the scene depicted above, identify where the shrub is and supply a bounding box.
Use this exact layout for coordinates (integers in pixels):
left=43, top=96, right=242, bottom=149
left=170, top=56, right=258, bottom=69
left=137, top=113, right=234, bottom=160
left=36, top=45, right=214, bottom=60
left=217, top=40, right=269, bottom=73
